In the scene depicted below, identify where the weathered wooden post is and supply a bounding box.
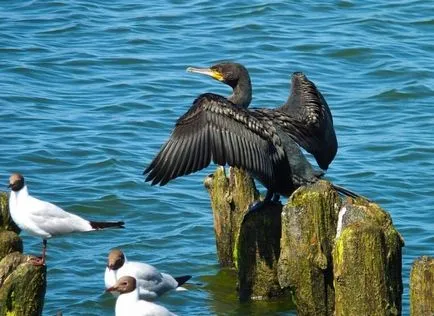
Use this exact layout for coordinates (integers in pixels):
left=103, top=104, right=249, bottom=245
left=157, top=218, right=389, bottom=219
left=237, top=201, right=283, bottom=300
left=278, top=180, right=340, bottom=315
left=205, top=167, right=284, bottom=300
left=0, top=192, right=47, bottom=316
left=410, top=256, right=434, bottom=316
left=204, top=166, right=259, bottom=268
left=333, top=199, right=404, bottom=316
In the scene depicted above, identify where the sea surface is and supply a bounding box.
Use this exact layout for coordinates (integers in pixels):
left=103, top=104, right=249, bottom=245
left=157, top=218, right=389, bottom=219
left=1, top=1, right=433, bottom=315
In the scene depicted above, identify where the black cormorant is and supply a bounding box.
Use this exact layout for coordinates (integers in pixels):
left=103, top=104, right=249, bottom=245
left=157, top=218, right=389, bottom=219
left=186, top=63, right=337, bottom=171
left=144, top=65, right=361, bottom=205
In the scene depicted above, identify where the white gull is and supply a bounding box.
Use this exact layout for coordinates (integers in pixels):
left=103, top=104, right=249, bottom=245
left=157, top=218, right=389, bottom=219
left=8, top=173, right=125, bottom=265
left=107, top=276, right=177, bottom=316
left=104, top=248, right=191, bottom=300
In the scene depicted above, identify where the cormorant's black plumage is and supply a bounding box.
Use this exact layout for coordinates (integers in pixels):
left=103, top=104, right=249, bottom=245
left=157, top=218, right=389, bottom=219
left=279, top=72, right=337, bottom=170
left=186, top=63, right=337, bottom=170
left=144, top=63, right=360, bottom=201
left=145, top=93, right=292, bottom=194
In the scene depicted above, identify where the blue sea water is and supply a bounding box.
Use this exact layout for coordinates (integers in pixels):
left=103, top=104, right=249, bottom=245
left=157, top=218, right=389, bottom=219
left=1, top=1, right=433, bottom=315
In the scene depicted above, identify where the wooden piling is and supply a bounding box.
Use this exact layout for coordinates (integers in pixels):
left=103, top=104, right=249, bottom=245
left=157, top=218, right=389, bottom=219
left=0, top=192, right=21, bottom=233
left=0, top=192, right=46, bottom=316
left=204, top=166, right=258, bottom=268
left=278, top=180, right=340, bottom=315
left=205, top=167, right=284, bottom=299
left=333, top=200, right=404, bottom=316
left=410, top=256, right=434, bottom=316
left=237, top=202, right=283, bottom=301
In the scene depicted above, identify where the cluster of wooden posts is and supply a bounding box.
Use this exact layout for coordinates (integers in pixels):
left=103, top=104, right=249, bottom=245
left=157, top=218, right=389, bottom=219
left=204, top=167, right=433, bottom=316
left=0, top=168, right=432, bottom=315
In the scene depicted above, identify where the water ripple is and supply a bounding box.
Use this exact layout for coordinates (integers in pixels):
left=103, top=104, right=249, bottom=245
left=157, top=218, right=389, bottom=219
left=1, top=0, right=433, bottom=315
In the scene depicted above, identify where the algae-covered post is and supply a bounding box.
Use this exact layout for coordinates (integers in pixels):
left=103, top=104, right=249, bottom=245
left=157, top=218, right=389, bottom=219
left=0, top=192, right=21, bottom=234
left=333, top=200, right=404, bottom=316
left=0, top=192, right=47, bottom=316
left=205, top=167, right=284, bottom=300
left=410, top=256, right=434, bottom=316
left=278, top=181, right=339, bottom=315
left=205, top=167, right=405, bottom=316
left=237, top=202, right=283, bottom=301
left=204, top=166, right=259, bottom=268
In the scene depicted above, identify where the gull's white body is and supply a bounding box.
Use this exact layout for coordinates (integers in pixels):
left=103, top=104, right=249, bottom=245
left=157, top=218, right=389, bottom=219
left=105, top=255, right=180, bottom=300
left=9, top=185, right=92, bottom=239
left=114, top=284, right=176, bottom=316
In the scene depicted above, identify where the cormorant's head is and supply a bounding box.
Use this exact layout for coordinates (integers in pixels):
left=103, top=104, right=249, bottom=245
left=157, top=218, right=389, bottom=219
left=187, top=62, right=249, bottom=89
left=187, top=62, right=252, bottom=108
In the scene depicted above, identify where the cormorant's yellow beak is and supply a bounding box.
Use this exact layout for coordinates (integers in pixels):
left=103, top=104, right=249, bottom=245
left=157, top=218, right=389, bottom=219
left=187, top=67, right=224, bottom=81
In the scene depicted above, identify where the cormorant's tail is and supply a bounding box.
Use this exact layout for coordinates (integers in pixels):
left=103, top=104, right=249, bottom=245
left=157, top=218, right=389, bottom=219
left=90, top=221, right=125, bottom=230
left=331, top=183, right=371, bottom=202
left=175, top=275, right=192, bottom=287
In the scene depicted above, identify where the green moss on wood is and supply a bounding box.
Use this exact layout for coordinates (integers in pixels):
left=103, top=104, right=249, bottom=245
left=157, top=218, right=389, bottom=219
left=205, top=167, right=231, bottom=266
left=0, top=232, right=23, bottom=261
left=335, top=200, right=403, bottom=315
left=0, top=193, right=20, bottom=234
left=333, top=199, right=403, bottom=316
left=205, top=167, right=258, bottom=267
left=206, top=167, right=286, bottom=300
left=0, top=261, right=46, bottom=316
left=410, top=256, right=434, bottom=316
left=334, top=224, right=391, bottom=315
left=237, top=203, right=283, bottom=301
left=0, top=252, right=29, bottom=287
left=278, top=180, right=340, bottom=315
left=229, top=167, right=259, bottom=216
left=205, top=166, right=233, bottom=267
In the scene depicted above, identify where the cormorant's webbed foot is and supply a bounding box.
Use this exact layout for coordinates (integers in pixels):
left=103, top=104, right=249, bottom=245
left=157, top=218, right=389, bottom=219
left=247, top=190, right=273, bottom=214
left=243, top=191, right=281, bottom=224
left=247, top=200, right=267, bottom=214
left=272, top=193, right=280, bottom=203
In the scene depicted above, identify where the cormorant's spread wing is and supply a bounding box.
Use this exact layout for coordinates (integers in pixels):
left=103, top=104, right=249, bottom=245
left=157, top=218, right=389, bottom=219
left=144, top=93, right=286, bottom=187
left=277, top=72, right=337, bottom=170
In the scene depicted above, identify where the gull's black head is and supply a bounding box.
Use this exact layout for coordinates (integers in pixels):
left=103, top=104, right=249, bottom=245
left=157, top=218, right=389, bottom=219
left=107, top=248, right=125, bottom=270
left=106, top=276, right=137, bottom=294
left=8, top=173, right=25, bottom=192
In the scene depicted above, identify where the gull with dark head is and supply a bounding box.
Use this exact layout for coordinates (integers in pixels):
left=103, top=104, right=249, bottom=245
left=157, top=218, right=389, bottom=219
left=105, top=248, right=191, bottom=300
left=107, top=276, right=176, bottom=316
left=8, top=173, right=125, bottom=265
